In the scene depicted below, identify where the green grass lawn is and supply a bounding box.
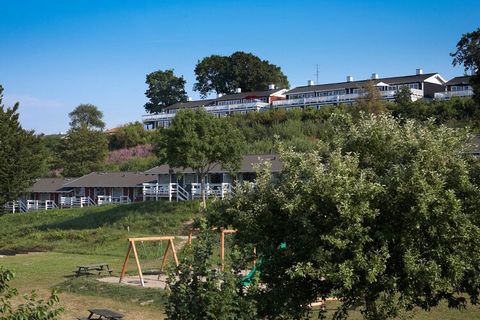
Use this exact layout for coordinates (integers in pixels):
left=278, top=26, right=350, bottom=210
left=0, top=201, right=200, bottom=319
left=0, top=200, right=200, bottom=256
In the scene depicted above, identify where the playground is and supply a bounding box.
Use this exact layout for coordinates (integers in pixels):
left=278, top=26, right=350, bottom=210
left=2, top=201, right=480, bottom=319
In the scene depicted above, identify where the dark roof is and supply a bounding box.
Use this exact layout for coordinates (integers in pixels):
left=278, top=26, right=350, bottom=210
left=27, top=178, right=76, bottom=193
left=64, top=172, right=156, bottom=188
left=163, top=99, right=216, bottom=111
left=446, top=75, right=471, bottom=86
left=286, top=73, right=440, bottom=95
left=145, top=154, right=283, bottom=175
left=215, top=89, right=284, bottom=102
left=162, top=89, right=285, bottom=112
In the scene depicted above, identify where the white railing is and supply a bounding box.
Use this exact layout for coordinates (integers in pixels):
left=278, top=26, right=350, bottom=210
left=3, top=200, right=27, bottom=213
left=434, top=89, right=474, bottom=100
left=274, top=88, right=425, bottom=108
left=204, top=102, right=269, bottom=114
left=26, top=200, right=58, bottom=211
left=142, top=113, right=177, bottom=122
left=142, top=183, right=190, bottom=201
left=191, top=183, right=233, bottom=199
left=60, top=196, right=96, bottom=208
left=97, top=195, right=131, bottom=205
left=142, top=102, right=270, bottom=124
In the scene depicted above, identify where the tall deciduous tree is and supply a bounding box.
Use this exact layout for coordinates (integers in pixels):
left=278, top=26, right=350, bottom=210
left=215, top=114, right=480, bottom=319
left=59, top=126, right=108, bottom=177
left=194, top=52, right=289, bottom=98
left=60, top=105, right=108, bottom=177
left=144, top=69, right=188, bottom=113
left=0, top=86, right=46, bottom=206
left=451, top=28, right=480, bottom=105
left=69, top=104, right=105, bottom=130
left=155, top=109, right=244, bottom=208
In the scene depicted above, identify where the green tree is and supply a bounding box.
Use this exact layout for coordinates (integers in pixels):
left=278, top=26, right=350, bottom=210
left=155, top=109, right=245, bottom=207
left=165, top=229, right=257, bottom=320
left=60, top=126, right=108, bottom=177
left=194, top=51, right=289, bottom=97
left=108, top=122, right=150, bottom=149
left=144, top=69, right=188, bottom=114
left=0, top=86, right=46, bottom=206
left=215, top=114, right=480, bottom=319
left=356, top=81, right=386, bottom=114
left=451, top=28, right=480, bottom=105
left=0, top=268, right=63, bottom=319
left=68, top=104, right=105, bottom=130
left=394, top=86, right=412, bottom=107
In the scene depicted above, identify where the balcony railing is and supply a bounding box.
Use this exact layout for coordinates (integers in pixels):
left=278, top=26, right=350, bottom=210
left=26, top=200, right=58, bottom=211
left=142, top=102, right=270, bottom=123
left=434, top=89, right=474, bottom=100
left=142, top=183, right=190, bottom=201
left=97, top=195, right=131, bottom=205
left=273, top=88, right=424, bottom=107
left=191, top=183, right=233, bottom=199
left=60, top=196, right=96, bottom=208
left=3, top=200, right=27, bottom=213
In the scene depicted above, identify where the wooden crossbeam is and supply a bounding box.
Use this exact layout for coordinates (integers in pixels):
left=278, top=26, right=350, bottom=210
left=128, top=236, right=175, bottom=242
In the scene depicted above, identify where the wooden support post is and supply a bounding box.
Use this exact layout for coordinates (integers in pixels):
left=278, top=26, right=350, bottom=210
left=160, top=240, right=171, bottom=272
left=170, top=238, right=179, bottom=267
left=119, top=242, right=132, bottom=283
left=220, top=230, right=225, bottom=271
left=219, top=229, right=236, bottom=272
left=187, top=231, right=193, bottom=245
left=131, top=241, right=145, bottom=287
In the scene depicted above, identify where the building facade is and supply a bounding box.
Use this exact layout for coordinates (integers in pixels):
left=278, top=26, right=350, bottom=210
left=434, top=75, right=474, bottom=100
left=273, top=70, right=446, bottom=109
left=142, top=87, right=287, bottom=129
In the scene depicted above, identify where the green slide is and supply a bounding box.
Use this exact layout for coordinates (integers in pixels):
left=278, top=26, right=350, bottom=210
left=240, top=242, right=286, bottom=286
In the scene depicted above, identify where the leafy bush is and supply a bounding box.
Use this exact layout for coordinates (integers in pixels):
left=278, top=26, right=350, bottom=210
left=0, top=268, right=63, bottom=319
left=165, top=230, right=258, bottom=320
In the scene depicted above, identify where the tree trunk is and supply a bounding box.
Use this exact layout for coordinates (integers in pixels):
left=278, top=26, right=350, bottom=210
left=200, top=173, right=206, bottom=209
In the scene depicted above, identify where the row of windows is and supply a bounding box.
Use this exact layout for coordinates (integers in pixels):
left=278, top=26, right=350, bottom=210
left=289, top=83, right=421, bottom=99
left=451, top=85, right=472, bottom=91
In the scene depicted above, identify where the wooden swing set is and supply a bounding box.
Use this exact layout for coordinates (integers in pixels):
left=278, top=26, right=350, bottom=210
left=119, top=236, right=179, bottom=287
left=118, top=229, right=239, bottom=287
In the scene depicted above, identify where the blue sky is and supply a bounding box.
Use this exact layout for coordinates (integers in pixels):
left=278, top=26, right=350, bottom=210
left=1, top=0, right=479, bottom=134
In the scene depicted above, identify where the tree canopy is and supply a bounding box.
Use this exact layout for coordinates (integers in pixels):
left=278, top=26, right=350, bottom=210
left=451, top=28, right=480, bottom=104
left=68, top=104, right=105, bottom=130
left=60, top=104, right=108, bottom=176
left=193, top=52, right=289, bottom=98
left=59, top=125, right=108, bottom=177
left=144, top=69, right=188, bottom=113
left=155, top=109, right=245, bottom=207
left=108, top=121, right=151, bottom=150
left=0, top=85, right=46, bottom=206
left=212, top=113, right=480, bottom=319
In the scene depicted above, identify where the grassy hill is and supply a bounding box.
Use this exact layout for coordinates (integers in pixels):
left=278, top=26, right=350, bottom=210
left=0, top=201, right=200, bottom=257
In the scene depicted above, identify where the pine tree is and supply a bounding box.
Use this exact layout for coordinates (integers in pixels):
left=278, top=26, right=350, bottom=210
left=0, top=85, right=46, bottom=206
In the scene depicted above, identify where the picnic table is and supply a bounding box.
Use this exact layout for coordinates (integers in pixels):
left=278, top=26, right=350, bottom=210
left=75, top=263, right=113, bottom=277
left=78, top=308, right=124, bottom=319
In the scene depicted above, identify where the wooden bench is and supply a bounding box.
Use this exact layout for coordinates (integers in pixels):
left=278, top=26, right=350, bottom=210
left=75, top=263, right=112, bottom=277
